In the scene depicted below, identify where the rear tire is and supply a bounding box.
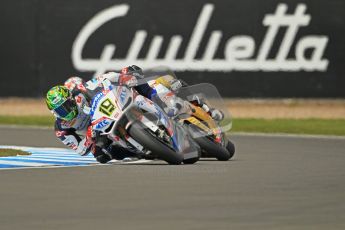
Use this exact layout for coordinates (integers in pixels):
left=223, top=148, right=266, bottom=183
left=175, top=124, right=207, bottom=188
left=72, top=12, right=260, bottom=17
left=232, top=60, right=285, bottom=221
left=128, top=122, right=183, bottom=165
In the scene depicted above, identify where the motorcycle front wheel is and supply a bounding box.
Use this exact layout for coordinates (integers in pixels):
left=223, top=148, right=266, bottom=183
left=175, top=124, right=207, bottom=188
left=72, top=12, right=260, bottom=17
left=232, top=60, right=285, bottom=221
left=189, top=125, right=234, bottom=161
left=128, top=122, right=184, bottom=165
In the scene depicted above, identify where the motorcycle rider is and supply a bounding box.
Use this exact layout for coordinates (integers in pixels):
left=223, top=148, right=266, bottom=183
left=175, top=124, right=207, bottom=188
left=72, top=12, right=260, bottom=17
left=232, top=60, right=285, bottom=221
left=150, top=74, right=224, bottom=121
left=46, top=66, right=151, bottom=163
left=46, top=65, right=223, bottom=163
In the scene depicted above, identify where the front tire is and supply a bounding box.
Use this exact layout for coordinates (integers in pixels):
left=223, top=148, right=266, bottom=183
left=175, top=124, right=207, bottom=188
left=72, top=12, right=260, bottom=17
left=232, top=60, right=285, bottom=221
left=128, top=122, right=183, bottom=165
left=188, top=124, right=233, bottom=161
left=225, top=139, right=235, bottom=160
left=195, top=135, right=231, bottom=161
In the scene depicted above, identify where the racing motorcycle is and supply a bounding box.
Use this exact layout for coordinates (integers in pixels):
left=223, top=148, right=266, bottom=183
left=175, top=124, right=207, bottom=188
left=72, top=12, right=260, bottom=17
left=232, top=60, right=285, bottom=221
left=146, top=71, right=235, bottom=161
left=89, top=79, right=200, bottom=165
left=177, top=98, right=235, bottom=161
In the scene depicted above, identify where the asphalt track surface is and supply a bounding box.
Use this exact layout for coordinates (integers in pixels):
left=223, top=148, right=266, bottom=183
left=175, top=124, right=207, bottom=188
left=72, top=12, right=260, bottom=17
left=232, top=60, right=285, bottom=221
left=0, top=126, right=344, bottom=230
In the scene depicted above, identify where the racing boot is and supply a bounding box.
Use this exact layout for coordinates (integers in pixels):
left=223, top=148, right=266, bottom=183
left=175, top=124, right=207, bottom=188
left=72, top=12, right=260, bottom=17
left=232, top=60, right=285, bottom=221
left=92, top=145, right=112, bottom=164
left=108, top=145, right=138, bottom=161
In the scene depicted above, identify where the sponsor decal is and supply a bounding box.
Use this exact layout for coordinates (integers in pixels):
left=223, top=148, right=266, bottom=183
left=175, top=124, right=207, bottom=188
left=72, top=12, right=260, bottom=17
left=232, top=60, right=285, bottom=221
left=91, top=117, right=106, bottom=126
left=90, top=92, right=104, bottom=116
left=95, top=119, right=110, bottom=129
left=72, top=3, right=329, bottom=76
left=119, top=87, right=127, bottom=104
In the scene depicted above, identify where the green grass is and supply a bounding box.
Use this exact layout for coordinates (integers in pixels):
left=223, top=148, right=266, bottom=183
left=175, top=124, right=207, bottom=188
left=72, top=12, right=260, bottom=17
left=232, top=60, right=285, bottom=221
left=0, top=149, right=31, bottom=157
left=0, top=115, right=345, bottom=136
left=0, top=115, right=54, bottom=126
left=232, top=118, right=345, bottom=136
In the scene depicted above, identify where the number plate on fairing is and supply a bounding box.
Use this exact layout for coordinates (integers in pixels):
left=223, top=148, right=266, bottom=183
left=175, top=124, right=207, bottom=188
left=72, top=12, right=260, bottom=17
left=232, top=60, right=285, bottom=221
left=91, top=90, right=122, bottom=132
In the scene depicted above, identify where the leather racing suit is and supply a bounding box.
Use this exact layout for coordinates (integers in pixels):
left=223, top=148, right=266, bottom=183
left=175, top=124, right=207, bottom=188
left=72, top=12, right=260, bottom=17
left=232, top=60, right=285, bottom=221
left=55, top=66, right=153, bottom=163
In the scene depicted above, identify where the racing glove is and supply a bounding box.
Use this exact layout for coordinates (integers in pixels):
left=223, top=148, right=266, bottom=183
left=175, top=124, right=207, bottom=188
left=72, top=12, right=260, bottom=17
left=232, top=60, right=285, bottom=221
left=121, top=65, right=144, bottom=78
left=119, top=65, right=145, bottom=87
left=119, top=75, right=138, bottom=88
left=191, top=95, right=224, bottom=121
left=209, top=108, right=224, bottom=121
left=170, top=79, right=182, bottom=91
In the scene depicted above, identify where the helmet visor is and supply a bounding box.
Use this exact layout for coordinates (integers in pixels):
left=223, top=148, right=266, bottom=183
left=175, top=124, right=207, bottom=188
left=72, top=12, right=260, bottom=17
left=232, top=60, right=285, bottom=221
left=54, top=99, right=77, bottom=120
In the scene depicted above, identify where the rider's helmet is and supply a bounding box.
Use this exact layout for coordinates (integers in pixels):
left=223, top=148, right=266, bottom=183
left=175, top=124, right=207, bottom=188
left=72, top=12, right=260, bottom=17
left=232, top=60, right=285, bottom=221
left=46, top=86, right=78, bottom=121
left=64, top=76, right=86, bottom=92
